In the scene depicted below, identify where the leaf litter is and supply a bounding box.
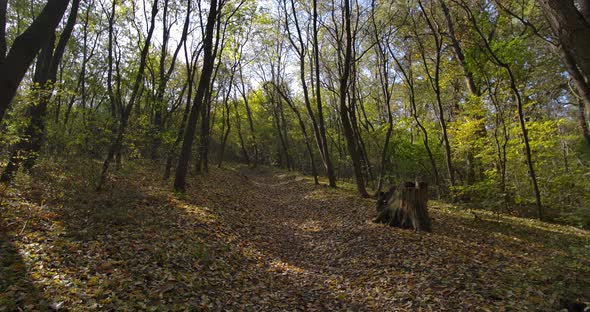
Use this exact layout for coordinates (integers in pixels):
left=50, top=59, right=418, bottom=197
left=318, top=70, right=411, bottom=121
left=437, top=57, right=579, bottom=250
left=0, top=161, right=588, bottom=311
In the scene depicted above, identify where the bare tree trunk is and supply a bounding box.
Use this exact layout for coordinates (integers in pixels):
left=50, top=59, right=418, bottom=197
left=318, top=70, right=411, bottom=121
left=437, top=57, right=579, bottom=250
left=578, top=98, right=590, bottom=151
left=267, top=86, right=291, bottom=170
left=440, top=0, right=479, bottom=97
left=151, top=0, right=190, bottom=160
left=0, top=0, right=7, bottom=64
left=232, top=90, right=250, bottom=165
left=163, top=39, right=201, bottom=180
left=370, top=1, right=394, bottom=194
left=97, top=0, right=159, bottom=191
left=389, top=44, right=440, bottom=191
left=410, top=84, right=440, bottom=191
left=556, top=46, right=590, bottom=148
left=416, top=0, right=455, bottom=187
left=440, top=0, right=485, bottom=186
left=174, top=0, right=218, bottom=192
left=540, top=0, right=590, bottom=83
left=339, top=0, right=368, bottom=197
left=0, top=0, right=71, bottom=124
left=485, top=74, right=510, bottom=212
left=217, top=70, right=235, bottom=168
left=1, top=0, right=80, bottom=183
left=462, top=2, right=543, bottom=220
left=272, top=82, right=319, bottom=184
left=197, top=10, right=229, bottom=174
left=278, top=96, right=292, bottom=170
left=313, top=0, right=337, bottom=187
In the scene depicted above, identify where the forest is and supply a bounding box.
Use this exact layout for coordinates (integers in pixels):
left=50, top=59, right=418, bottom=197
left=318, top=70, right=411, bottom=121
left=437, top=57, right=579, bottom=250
left=1, top=0, right=590, bottom=310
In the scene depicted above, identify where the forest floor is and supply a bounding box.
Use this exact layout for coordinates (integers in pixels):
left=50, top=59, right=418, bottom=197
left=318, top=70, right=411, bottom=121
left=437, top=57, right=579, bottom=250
left=1, top=160, right=589, bottom=311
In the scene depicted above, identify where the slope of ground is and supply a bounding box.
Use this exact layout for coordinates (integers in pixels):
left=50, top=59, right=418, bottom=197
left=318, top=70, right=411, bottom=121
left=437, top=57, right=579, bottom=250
left=1, top=160, right=589, bottom=311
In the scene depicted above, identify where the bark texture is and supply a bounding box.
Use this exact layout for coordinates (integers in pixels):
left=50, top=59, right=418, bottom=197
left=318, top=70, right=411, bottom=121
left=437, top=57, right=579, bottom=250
left=374, top=182, right=431, bottom=232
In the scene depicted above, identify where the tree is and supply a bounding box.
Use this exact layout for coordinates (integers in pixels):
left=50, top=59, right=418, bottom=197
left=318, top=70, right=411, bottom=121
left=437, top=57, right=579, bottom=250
left=337, top=0, right=368, bottom=197
left=457, top=0, right=543, bottom=220
left=96, top=0, right=159, bottom=190
left=1, top=0, right=81, bottom=183
left=174, top=0, right=219, bottom=193
left=0, top=0, right=72, bottom=124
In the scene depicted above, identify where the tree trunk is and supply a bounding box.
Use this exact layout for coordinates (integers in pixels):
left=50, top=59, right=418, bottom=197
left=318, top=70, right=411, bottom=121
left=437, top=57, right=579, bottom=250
left=0, top=0, right=71, bottom=124
left=555, top=45, right=590, bottom=146
left=370, top=2, right=394, bottom=194
left=174, top=0, right=218, bottom=193
left=463, top=3, right=543, bottom=220
left=233, top=92, right=250, bottom=165
left=217, top=72, right=235, bottom=168
left=273, top=82, right=319, bottom=184
left=578, top=99, right=590, bottom=151
left=151, top=0, right=190, bottom=161
left=340, top=0, right=368, bottom=197
left=417, top=0, right=455, bottom=187
left=312, top=0, right=337, bottom=187
left=1, top=0, right=80, bottom=183
left=237, top=71, right=258, bottom=168
left=540, top=0, right=590, bottom=84
left=97, top=0, right=158, bottom=191
left=374, top=181, right=431, bottom=232
left=0, top=0, right=7, bottom=64
left=440, top=0, right=479, bottom=97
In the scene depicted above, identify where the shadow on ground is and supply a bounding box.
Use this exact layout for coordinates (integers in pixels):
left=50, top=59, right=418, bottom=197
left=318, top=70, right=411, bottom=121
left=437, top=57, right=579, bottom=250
left=1, top=161, right=588, bottom=311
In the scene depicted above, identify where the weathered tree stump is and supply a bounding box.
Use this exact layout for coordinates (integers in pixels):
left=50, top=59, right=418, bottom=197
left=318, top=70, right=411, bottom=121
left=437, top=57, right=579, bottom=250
left=374, top=181, right=431, bottom=232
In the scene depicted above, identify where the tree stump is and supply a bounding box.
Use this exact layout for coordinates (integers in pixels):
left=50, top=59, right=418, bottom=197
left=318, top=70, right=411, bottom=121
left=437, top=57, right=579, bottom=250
left=374, top=181, right=431, bottom=232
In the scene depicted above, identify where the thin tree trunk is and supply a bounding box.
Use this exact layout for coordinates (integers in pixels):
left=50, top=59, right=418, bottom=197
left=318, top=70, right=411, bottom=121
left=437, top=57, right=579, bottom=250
left=97, top=0, right=159, bottom=191
left=463, top=3, right=543, bottom=220
left=313, top=0, right=337, bottom=187
left=217, top=82, right=233, bottom=168
left=272, top=82, right=319, bottom=184
left=231, top=89, right=250, bottom=165
left=340, top=0, right=368, bottom=197
left=440, top=0, right=479, bottom=97
left=417, top=0, right=455, bottom=187
left=174, top=0, right=218, bottom=192
left=237, top=68, right=259, bottom=168
left=152, top=0, right=190, bottom=160
left=370, top=0, right=394, bottom=194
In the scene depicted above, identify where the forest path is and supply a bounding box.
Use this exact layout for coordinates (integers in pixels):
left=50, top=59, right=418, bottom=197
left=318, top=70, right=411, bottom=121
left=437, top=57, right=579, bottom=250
left=1, top=163, right=589, bottom=311
left=183, top=166, right=589, bottom=311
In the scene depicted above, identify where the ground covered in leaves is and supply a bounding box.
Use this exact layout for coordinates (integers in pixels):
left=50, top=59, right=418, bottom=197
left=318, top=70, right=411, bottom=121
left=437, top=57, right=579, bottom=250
left=1, top=160, right=589, bottom=311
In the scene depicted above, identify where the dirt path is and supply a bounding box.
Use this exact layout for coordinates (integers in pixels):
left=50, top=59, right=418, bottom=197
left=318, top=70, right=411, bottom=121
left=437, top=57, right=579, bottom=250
left=2, top=164, right=588, bottom=311
left=184, top=167, right=589, bottom=311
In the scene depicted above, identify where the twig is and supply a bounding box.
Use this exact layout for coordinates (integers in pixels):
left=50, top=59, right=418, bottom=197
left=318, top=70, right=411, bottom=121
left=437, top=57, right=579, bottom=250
left=470, top=209, right=482, bottom=222
left=19, top=219, right=29, bottom=235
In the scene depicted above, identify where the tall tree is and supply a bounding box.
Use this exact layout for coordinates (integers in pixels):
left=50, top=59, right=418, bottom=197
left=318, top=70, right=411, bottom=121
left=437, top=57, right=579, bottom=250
left=415, top=0, right=455, bottom=187
left=97, top=0, right=159, bottom=190
left=0, top=0, right=72, bottom=124
left=174, top=0, right=219, bottom=192
left=338, top=0, right=368, bottom=197
left=312, top=0, right=337, bottom=187
left=1, top=0, right=81, bottom=183
left=459, top=0, right=543, bottom=220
